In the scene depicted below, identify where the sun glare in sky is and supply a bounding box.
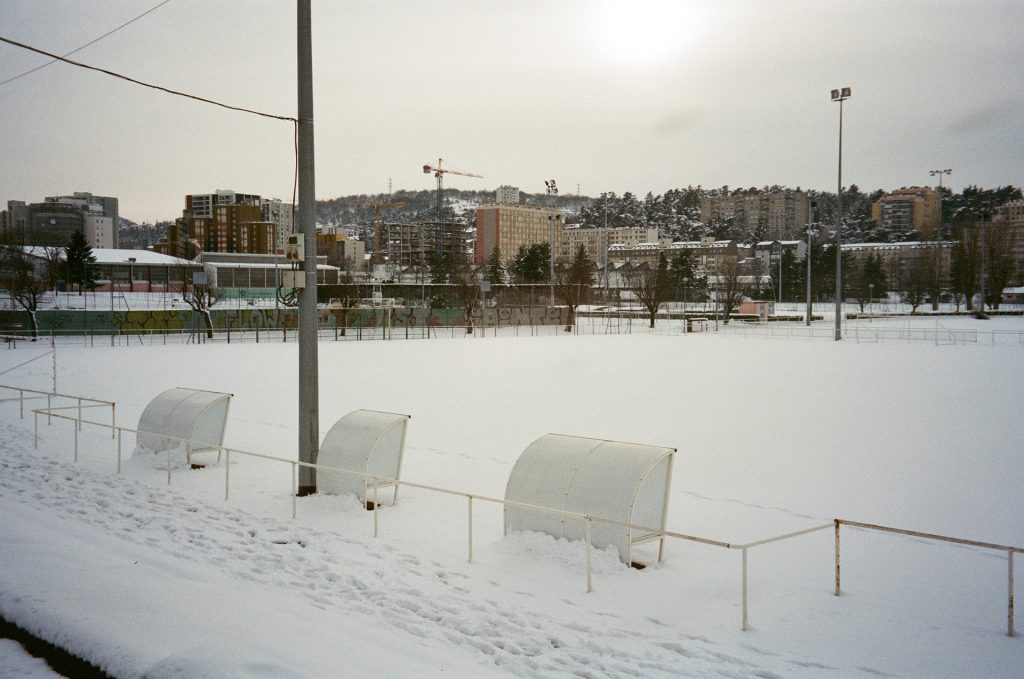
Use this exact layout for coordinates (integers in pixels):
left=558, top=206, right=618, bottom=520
left=599, top=0, right=700, bottom=66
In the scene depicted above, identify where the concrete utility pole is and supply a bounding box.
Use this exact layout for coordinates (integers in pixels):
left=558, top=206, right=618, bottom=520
left=297, top=0, right=319, bottom=495
left=831, top=87, right=851, bottom=341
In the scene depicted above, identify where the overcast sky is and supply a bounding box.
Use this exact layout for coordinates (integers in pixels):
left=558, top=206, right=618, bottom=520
left=1, top=0, right=1021, bottom=222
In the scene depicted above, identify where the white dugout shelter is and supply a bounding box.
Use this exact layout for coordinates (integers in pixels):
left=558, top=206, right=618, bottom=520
left=136, top=388, right=232, bottom=464
left=317, top=409, right=411, bottom=505
left=504, top=434, right=675, bottom=565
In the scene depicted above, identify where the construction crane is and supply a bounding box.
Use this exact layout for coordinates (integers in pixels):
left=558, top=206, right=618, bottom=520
left=422, top=157, right=483, bottom=233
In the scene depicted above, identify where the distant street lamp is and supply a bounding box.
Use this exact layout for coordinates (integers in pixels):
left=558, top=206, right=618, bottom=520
left=929, top=168, right=952, bottom=311
left=545, top=180, right=559, bottom=307
left=806, top=200, right=816, bottom=327
left=777, top=240, right=783, bottom=305
left=831, top=87, right=851, bottom=341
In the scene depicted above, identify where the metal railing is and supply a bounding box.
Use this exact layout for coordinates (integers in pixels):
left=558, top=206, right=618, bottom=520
left=713, top=322, right=1024, bottom=346
left=0, top=316, right=642, bottom=347
left=1, top=384, right=115, bottom=436
left=18, top=396, right=1020, bottom=636
left=834, top=519, right=1020, bottom=637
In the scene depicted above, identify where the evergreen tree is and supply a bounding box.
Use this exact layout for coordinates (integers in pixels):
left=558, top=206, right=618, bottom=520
left=509, top=243, right=550, bottom=284
left=556, top=245, right=596, bottom=330
left=484, top=246, right=505, bottom=285
left=65, top=230, right=97, bottom=293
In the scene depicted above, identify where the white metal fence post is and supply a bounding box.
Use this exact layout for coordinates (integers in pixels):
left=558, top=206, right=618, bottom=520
left=373, top=482, right=379, bottom=537
left=742, top=546, right=749, bottom=631
left=34, top=412, right=38, bottom=448
left=834, top=520, right=842, bottom=596
left=19, top=389, right=23, bottom=419
left=585, top=517, right=593, bottom=593
left=1010, top=550, right=1016, bottom=637
left=73, top=417, right=78, bottom=462
left=291, top=462, right=297, bottom=519
left=467, top=495, right=474, bottom=563
left=116, top=428, right=122, bottom=475
left=224, top=449, right=230, bottom=501
left=111, top=403, right=116, bottom=439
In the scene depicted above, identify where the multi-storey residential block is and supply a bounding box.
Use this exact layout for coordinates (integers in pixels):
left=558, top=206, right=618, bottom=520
left=560, top=226, right=658, bottom=264
left=159, top=191, right=292, bottom=258
left=316, top=228, right=365, bottom=270
left=842, top=241, right=953, bottom=292
left=871, top=187, right=940, bottom=238
left=261, top=197, right=293, bottom=254
left=475, top=204, right=560, bottom=265
left=996, top=199, right=1024, bottom=285
left=185, top=190, right=261, bottom=219
left=610, top=237, right=746, bottom=276
left=700, top=190, right=810, bottom=240
left=495, top=185, right=520, bottom=205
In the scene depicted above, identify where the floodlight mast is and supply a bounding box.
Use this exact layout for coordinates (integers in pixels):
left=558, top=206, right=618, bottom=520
left=831, top=86, right=851, bottom=341
left=296, top=0, right=319, bottom=496
left=546, top=180, right=559, bottom=307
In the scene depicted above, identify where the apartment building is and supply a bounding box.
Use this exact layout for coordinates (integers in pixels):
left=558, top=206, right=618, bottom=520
left=560, top=226, right=658, bottom=263
left=495, top=185, right=521, bottom=205
left=842, top=241, right=953, bottom=291
left=700, top=190, right=810, bottom=240
left=996, top=199, right=1024, bottom=284
left=475, top=204, right=560, bottom=265
left=871, top=187, right=940, bottom=238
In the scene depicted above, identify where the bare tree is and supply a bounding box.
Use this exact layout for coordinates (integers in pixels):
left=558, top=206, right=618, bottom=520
left=181, top=274, right=222, bottom=339
left=985, top=223, right=1014, bottom=309
left=0, top=246, right=48, bottom=338
left=624, top=253, right=671, bottom=328
left=452, top=266, right=480, bottom=333
left=904, top=255, right=930, bottom=313
left=717, top=258, right=746, bottom=324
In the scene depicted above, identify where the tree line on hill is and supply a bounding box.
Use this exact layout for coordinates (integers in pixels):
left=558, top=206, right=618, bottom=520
left=316, top=184, right=1021, bottom=248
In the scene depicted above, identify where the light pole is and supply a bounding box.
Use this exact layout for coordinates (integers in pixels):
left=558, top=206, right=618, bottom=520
left=831, top=87, right=851, bottom=341
left=545, top=179, right=558, bottom=307
left=777, top=240, right=783, bottom=305
left=603, top=201, right=609, bottom=302
left=929, top=168, right=951, bottom=311
left=806, top=200, right=815, bottom=326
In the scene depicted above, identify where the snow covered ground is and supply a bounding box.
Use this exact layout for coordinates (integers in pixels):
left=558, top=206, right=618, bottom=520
left=1, top=319, right=1022, bottom=678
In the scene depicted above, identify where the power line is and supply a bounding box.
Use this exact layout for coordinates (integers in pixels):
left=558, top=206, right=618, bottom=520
left=0, top=0, right=174, bottom=87
left=0, top=34, right=296, bottom=123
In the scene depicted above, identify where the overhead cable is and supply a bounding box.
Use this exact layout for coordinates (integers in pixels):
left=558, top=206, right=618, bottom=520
left=0, top=0, right=174, bottom=87
left=0, top=35, right=296, bottom=123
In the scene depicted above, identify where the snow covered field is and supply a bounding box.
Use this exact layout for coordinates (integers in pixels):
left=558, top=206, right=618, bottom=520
left=1, top=320, right=1022, bottom=678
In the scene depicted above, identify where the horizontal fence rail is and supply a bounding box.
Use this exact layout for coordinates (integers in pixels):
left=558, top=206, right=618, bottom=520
left=834, top=519, right=1020, bottom=637
left=17, top=394, right=1020, bottom=636
left=714, top=321, right=1024, bottom=346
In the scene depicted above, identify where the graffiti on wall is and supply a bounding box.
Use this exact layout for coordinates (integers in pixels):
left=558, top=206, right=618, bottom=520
left=31, top=305, right=571, bottom=334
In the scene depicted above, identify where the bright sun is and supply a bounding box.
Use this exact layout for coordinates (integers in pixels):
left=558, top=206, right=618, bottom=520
left=600, top=0, right=697, bottom=66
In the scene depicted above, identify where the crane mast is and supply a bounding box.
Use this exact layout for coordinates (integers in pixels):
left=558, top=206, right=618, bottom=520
left=422, top=158, right=482, bottom=255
